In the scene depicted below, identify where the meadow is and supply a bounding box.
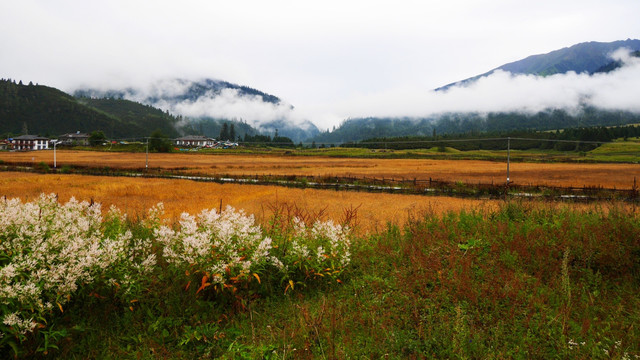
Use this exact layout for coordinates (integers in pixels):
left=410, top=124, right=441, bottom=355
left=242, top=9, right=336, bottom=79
left=0, top=172, right=500, bottom=234
left=2, top=149, right=640, bottom=189
left=1, top=148, right=639, bottom=358
left=1, top=195, right=638, bottom=358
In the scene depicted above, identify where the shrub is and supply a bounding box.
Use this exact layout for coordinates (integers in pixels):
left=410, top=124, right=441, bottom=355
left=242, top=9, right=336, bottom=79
left=0, top=196, right=156, bottom=356
left=0, top=195, right=354, bottom=356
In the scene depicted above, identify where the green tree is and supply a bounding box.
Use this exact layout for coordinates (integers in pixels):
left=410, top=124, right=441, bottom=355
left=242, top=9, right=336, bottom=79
left=88, top=130, right=106, bottom=146
left=149, top=129, right=172, bottom=153
left=219, top=123, right=229, bottom=141
left=229, top=124, right=236, bottom=142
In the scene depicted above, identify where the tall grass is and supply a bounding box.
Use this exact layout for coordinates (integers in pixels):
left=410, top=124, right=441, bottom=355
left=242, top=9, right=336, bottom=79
left=1, top=196, right=639, bottom=358
left=220, top=202, right=640, bottom=358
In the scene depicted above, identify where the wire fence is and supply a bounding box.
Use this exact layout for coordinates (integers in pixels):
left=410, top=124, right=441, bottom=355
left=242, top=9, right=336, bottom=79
left=23, top=135, right=623, bottom=147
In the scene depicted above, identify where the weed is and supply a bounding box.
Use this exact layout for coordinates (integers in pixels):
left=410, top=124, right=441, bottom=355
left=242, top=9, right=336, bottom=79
left=1, top=197, right=639, bottom=358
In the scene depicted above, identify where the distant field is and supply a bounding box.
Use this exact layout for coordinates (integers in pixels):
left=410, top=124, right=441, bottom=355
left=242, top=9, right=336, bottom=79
left=0, top=172, right=502, bottom=233
left=1, top=150, right=639, bottom=189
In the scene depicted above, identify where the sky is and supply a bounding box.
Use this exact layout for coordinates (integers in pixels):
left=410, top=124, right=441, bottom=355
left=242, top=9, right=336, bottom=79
left=2, top=0, right=640, bottom=129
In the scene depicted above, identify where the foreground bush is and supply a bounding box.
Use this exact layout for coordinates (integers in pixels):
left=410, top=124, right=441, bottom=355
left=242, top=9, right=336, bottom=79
left=0, top=195, right=352, bottom=357
left=2, top=195, right=639, bottom=358
left=0, top=195, right=155, bottom=355
left=208, top=202, right=640, bottom=359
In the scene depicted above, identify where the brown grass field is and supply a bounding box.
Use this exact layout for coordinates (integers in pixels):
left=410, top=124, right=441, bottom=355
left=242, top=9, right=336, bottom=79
left=2, top=150, right=639, bottom=189
left=0, top=172, right=506, bottom=233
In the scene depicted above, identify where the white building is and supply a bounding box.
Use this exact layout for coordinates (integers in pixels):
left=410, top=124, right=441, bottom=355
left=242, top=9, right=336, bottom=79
left=11, top=135, right=50, bottom=151
left=174, top=135, right=216, bottom=147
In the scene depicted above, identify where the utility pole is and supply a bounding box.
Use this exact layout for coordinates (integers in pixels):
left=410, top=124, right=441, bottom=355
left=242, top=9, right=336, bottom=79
left=145, top=138, right=149, bottom=169
left=506, top=137, right=510, bottom=184
left=53, top=141, right=57, bottom=169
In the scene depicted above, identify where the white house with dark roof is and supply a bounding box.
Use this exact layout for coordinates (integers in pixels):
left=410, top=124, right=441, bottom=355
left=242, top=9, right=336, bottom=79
left=174, top=135, right=216, bottom=147
left=10, top=135, right=50, bottom=151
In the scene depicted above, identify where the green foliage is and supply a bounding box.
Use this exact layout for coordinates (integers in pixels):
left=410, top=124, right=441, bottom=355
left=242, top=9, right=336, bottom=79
left=343, top=123, right=640, bottom=153
left=77, top=97, right=180, bottom=138
left=148, top=129, right=172, bottom=153
left=3, top=197, right=640, bottom=358
left=88, top=130, right=106, bottom=145
left=0, top=79, right=180, bottom=139
left=243, top=132, right=296, bottom=148
left=178, top=118, right=257, bottom=141
left=34, top=161, right=50, bottom=172
left=314, top=109, right=640, bottom=145
left=219, top=122, right=230, bottom=141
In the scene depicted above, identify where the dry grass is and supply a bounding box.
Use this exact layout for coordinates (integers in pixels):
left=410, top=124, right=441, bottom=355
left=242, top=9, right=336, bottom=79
left=2, top=150, right=639, bottom=189
left=0, top=172, right=503, bottom=233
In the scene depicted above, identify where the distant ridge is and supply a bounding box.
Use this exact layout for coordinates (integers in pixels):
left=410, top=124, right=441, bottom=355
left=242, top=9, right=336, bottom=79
left=75, top=78, right=321, bottom=142
left=75, top=78, right=282, bottom=106
left=436, top=39, right=640, bottom=91
left=0, top=79, right=179, bottom=138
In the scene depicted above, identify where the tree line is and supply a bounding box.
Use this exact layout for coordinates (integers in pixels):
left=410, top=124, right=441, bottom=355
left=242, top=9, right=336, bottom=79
left=344, top=124, right=640, bottom=151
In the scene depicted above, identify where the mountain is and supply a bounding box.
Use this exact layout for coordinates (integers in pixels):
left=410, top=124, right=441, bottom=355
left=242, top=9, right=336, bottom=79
left=437, top=39, right=640, bottom=90
left=75, top=97, right=180, bottom=138
left=310, top=40, right=640, bottom=144
left=75, top=78, right=321, bottom=143
left=311, top=109, right=640, bottom=145
left=0, top=79, right=179, bottom=138
left=592, top=50, right=640, bottom=74
left=176, top=117, right=259, bottom=141
left=75, top=78, right=282, bottom=106
left=256, top=118, right=320, bottom=143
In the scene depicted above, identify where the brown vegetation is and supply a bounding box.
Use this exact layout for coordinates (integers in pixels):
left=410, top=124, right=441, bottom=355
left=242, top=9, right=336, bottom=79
left=0, top=172, right=500, bottom=233
left=2, top=150, right=639, bottom=189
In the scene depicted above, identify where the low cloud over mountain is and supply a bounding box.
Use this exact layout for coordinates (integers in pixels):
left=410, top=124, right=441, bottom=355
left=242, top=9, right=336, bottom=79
left=332, top=46, right=640, bottom=120
left=75, top=78, right=320, bottom=142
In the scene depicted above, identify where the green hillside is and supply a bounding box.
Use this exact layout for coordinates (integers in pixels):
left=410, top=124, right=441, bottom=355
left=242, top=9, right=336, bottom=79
left=437, top=39, right=640, bottom=90
left=76, top=97, right=180, bottom=138
left=498, top=40, right=640, bottom=75
left=177, top=117, right=259, bottom=140
left=592, top=50, right=640, bottom=74
left=0, top=79, right=179, bottom=139
left=311, top=108, right=640, bottom=145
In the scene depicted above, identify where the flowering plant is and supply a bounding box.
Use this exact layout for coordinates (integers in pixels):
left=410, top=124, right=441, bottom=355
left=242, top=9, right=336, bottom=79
left=155, top=206, right=273, bottom=294
left=0, top=195, right=155, bottom=353
left=0, top=195, right=353, bottom=355
left=268, top=217, right=352, bottom=292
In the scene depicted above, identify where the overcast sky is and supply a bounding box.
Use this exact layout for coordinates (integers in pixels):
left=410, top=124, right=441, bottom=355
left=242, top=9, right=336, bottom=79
left=2, top=0, right=640, bottom=129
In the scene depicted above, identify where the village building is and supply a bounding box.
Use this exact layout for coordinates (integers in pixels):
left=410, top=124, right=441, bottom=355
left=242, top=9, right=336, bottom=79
left=174, top=135, right=216, bottom=147
left=58, top=132, right=90, bottom=146
left=10, top=135, right=50, bottom=151
left=0, top=139, right=10, bottom=150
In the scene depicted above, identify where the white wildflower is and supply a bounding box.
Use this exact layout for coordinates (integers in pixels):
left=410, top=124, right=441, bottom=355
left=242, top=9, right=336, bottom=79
left=3, top=312, right=37, bottom=335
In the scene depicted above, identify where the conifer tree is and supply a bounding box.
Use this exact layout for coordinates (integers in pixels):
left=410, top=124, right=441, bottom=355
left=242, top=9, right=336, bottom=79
left=219, top=123, right=229, bottom=141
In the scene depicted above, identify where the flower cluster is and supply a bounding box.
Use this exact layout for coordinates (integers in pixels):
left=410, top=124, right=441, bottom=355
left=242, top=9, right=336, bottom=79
left=276, top=217, right=352, bottom=282
left=0, top=194, right=156, bottom=342
left=0, top=195, right=353, bottom=350
left=287, top=218, right=351, bottom=265
left=0, top=195, right=105, bottom=339
left=155, top=206, right=273, bottom=285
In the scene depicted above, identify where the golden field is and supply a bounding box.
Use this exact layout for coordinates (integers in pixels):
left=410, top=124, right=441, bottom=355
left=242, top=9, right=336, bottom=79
left=0, top=172, right=503, bottom=233
left=2, top=150, right=639, bottom=189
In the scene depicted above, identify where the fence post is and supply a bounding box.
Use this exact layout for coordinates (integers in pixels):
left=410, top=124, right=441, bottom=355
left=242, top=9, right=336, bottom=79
left=506, top=137, right=510, bottom=184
